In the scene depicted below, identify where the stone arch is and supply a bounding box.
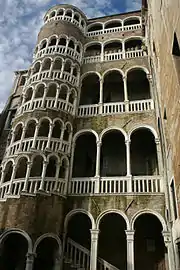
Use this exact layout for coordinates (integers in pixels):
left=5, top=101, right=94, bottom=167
left=64, top=9, right=73, bottom=18
left=33, top=233, right=62, bottom=254
left=125, top=65, right=149, bottom=76
left=104, top=19, right=122, bottom=29
left=123, top=16, right=141, bottom=26
left=58, top=34, right=68, bottom=46
left=59, top=155, right=69, bottom=179
left=30, top=154, right=45, bottom=177
left=53, top=56, right=63, bottom=71
left=84, top=41, right=102, bottom=57
left=64, top=209, right=95, bottom=231
left=87, top=22, right=103, bottom=32
left=48, top=35, right=58, bottom=47
left=46, top=154, right=60, bottom=178
left=130, top=209, right=167, bottom=231
left=63, top=122, right=73, bottom=141
left=57, top=8, right=65, bottom=16
left=39, top=38, right=48, bottom=50
left=41, top=57, right=52, bottom=71
left=102, top=68, right=124, bottom=80
left=49, top=10, right=57, bottom=18
left=124, top=36, right=144, bottom=50
left=99, top=127, right=127, bottom=142
left=67, top=37, right=76, bottom=49
left=15, top=155, right=29, bottom=179
left=73, top=129, right=99, bottom=143
left=13, top=122, right=24, bottom=142
left=32, top=61, right=41, bottom=74
left=81, top=71, right=101, bottom=82
left=64, top=59, right=73, bottom=73
left=128, top=125, right=158, bottom=140
left=2, top=160, right=14, bottom=183
left=103, top=38, right=123, bottom=53
left=25, top=87, right=33, bottom=102
left=46, top=82, right=57, bottom=98
left=96, top=209, right=130, bottom=230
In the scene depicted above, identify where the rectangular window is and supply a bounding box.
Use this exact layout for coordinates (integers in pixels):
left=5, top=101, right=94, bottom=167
left=170, top=179, right=178, bottom=220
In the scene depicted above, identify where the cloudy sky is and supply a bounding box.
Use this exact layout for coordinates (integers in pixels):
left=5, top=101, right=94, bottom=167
left=0, top=0, right=141, bottom=111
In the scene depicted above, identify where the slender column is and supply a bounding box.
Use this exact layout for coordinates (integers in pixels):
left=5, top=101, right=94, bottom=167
left=69, top=141, right=75, bottom=181
left=54, top=87, right=60, bottom=108
left=39, top=161, right=48, bottom=191
left=29, top=90, right=36, bottom=110
left=37, top=64, right=43, bottom=80
left=25, top=253, right=34, bottom=270
left=31, top=124, right=40, bottom=149
left=99, top=78, right=103, bottom=114
left=54, top=162, right=61, bottom=192
left=10, top=131, right=15, bottom=146
left=125, top=139, right=131, bottom=176
left=41, top=86, right=48, bottom=108
left=122, top=42, right=126, bottom=59
left=22, top=162, right=32, bottom=192
left=90, top=229, right=99, bottom=270
left=20, top=94, right=26, bottom=114
left=123, top=75, right=129, bottom=112
left=95, top=141, right=101, bottom=177
left=0, top=169, right=5, bottom=185
left=60, top=61, right=65, bottom=79
left=65, top=91, right=70, bottom=110
left=101, top=44, right=104, bottom=62
left=65, top=38, right=69, bottom=53
left=49, top=60, right=54, bottom=78
left=53, top=254, right=61, bottom=270
left=59, top=127, right=65, bottom=150
left=126, top=230, right=135, bottom=270
left=155, top=139, right=163, bottom=188
left=19, top=127, right=26, bottom=150
left=162, top=231, right=176, bottom=270
left=46, top=123, right=54, bottom=150
left=7, top=164, right=16, bottom=194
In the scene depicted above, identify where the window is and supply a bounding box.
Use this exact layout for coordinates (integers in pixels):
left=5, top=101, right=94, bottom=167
left=19, top=75, right=26, bottom=86
left=172, top=33, right=180, bottom=56
left=170, top=179, right=178, bottom=220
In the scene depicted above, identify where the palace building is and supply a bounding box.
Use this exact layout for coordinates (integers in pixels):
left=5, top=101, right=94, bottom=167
left=0, top=0, right=179, bottom=269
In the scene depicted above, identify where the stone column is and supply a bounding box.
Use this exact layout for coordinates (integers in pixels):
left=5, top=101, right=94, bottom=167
left=126, top=230, right=135, bottom=270
left=155, top=139, right=163, bottom=176
left=53, top=255, right=61, bottom=270
left=39, top=161, right=48, bottom=191
left=29, top=90, right=36, bottom=110
left=122, top=42, right=126, bottom=59
left=69, top=141, right=75, bottom=181
left=46, top=123, right=54, bottom=150
left=101, top=44, right=104, bottom=62
left=49, top=59, right=55, bottom=78
left=54, top=162, right=61, bottom=192
left=125, top=139, right=131, bottom=176
left=31, top=124, right=40, bottom=150
left=95, top=141, right=101, bottom=178
left=65, top=90, right=71, bottom=111
left=25, top=252, right=34, bottom=270
left=20, top=94, right=26, bottom=114
left=90, top=229, right=99, bottom=270
left=22, top=162, right=32, bottom=192
left=123, top=75, right=129, bottom=112
left=7, top=164, right=16, bottom=194
left=54, top=87, right=60, bottom=108
left=99, top=78, right=103, bottom=114
left=19, top=127, right=26, bottom=151
left=41, top=86, right=48, bottom=108
left=162, top=231, right=176, bottom=270
left=60, top=61, right=65, bottom=79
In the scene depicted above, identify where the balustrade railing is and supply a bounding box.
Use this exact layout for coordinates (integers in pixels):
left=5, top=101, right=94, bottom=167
left=34, top=45, right=81, bottom=62
left=69, top=176, right=163, bottom=195
left=87, top=23, right=142, bottom=37
left=83, top=49, right=146, bottom=64
left=0, top=177, right=66, bottom=200
left=77, top=99, right=154, bottom=117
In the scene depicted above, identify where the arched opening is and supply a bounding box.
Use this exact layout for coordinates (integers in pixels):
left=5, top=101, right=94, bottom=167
left=125, top=39, right=142, bottom=51
left=14, top=124, right=23, bottom=142
left=33, top=62, right=40, bottom=74
left=38, top=119, right=50, bottom=137
left=73, top=133, right=96, bottom=177
left=69, top=89, right=76, bottom=104
left=46, top=84, right=57, bottom=98
left=65, top=10, right=72, bottom=18
left=46, top=156, right=57, bottom=177
left=130, top=128, right=158, bottom=175
left=63, top=124, right=71, bottom=142
left=0, top=233, right=28, bottom=270
left=81, top=20, right=85, bottom=28
left=100, top=131, right=126, bottom=176
left=42, top=58, right=51, bottom=71
left=98, top=213, right=126, bottom=270
left=44, top=16, right=48, bottom=22
left=35, top=84, right=44, bottom=98
left=80, top=74, right=100, bottom=105
left=15, top=157, right=28, bottom=179
left=64, top=60, right=72, bottom=73
left=59, top=158, right=68, bottom=178
left=30, top=155, right=43, bottom=177
left=105, top=20, right=122, bottom=29
left=85, top=43, right=101, bottom=57
left=74, top=13, right=80, bottom=22
left=88, top=23, right=103, bottom=32
left=57, top=9, right=64, bottom=16
left=76, top=44, right=81, bottom=54
left=59, top=85, right=68, bottom=100
left=25, top=88, right=33, bottom=102
left=134, top=214, right=166, bottom=270
left=58, top=37, right=66, bottom=46
left=124, top=17, right=140, bottom=26
left=103, top=71, right=124, bottom=103
left=40, top=40, right=47, bottom=50
left=52, top=120, right=62, bottom=138
left=127, top=69, right=150, bottom=101
left=49, top=11, right=56, bottom=18
left=33, top=237, right=59, bottom=270
left=73, top=66, right=78, bottom=77
left=49, top=37, right=57, bottom=47
left=65, top=213, right=91, bottom=269
left=104, top=41, right=122, bottom=53
left=3, top=161, right=13, bottom=183
left=53, top=58, right=62, bottom=71
left=68, top=40, right=75, bottom=50
left=25, top=120, right=36, bottom=138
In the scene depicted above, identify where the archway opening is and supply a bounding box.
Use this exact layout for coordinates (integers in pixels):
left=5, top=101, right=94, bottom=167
left=25, top=88, right=33, bottom=102
left=100, top=131, right=126, bottom=176
left=59, top=85, right=68, bottom=100
left=98, top=213, right=127, bottom=270
left=25, top=120, right=36, bottom=138
left=30, top=155, right=43, bottom=177
left=88, top=23, right=103, bottom=32
left=68, top=40, right=75, bottom=50
left=33, top=237, right=59, bottom=270
left=73, top=133, right=96, bottom=177
left=134, top=214, right=167, bottom=270
left=33, top=62, right=40, bottom=74
left=35, top=84, right=44, bottom=98
left=65, top=10, right=72, bottom=18
left=52, top=120, right=62, bottom=138
left=0, top=233, right=28, bottom=270
left=103, top=71, right=124, bottom=103
left=57, top=9, right=64, bottom=16
left=124, top=18, right=140, bottom=26
left=58, top=37, right=66, bottom=46
left=130, top=128, right=158, bottom=175
left=15, top=157, right=28, bottom=179
left=104, top=41, right=122, bottom=53
left=125, top=39, right=142, bottom=51
left=49, top=11, right=56, bottom=18
left=53, top=58, right=62, bottom=71
left=38, top=119, right=50, bottom=137
left=80, top=74, right=100, bottom=105
left=14, top=124, right=23, bottom=142
left=105, top=20, right=122, bottom=29
left=59, top=158, right=68, bottom=178
left=63, top=124, right=71, bottom=142
left=49, top=37, right=57, bottom=47
left=64, top=60, right=71, bottom=73
left=46, top=84, right=57, bottom=98
left=127, top=69, right=150, bottom=101
left=74, top=13, right=80, bottom=22
left=42, top=58, right=51, bottom=71
left=46, top=156, right=57, bottom=177
left=85, top=44, right=101, bottom=57
left=40, top=40, right=47, bottom=50
left=3, top=161, right=13, bottom=183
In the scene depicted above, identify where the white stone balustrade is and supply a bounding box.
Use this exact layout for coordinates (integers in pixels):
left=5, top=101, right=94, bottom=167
left=68, top=176, right=163, bottom=195
left=0, top=177, right=66, bottom=200
left=77, top=99, right=154, bottom=117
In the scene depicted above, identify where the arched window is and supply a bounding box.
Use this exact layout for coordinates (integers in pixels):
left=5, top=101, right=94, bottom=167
left=104, top=41, right=122, bottom=53
left=25, top=88, right=33, bottom=102
left=76, top=44, right=81, bottom=54
left=52, top=120, right=62, bottom=138
left=46, top=84, right=57, bottom=98
left=3, top=161, right=13, bottom=182
left=59, top=85, right=68, bottom=100
left=73, top=66, right=78, bottom=77
left=74, top=13, right=80, bottom=22
left=15, top=157, right=28, bottom=179
left=14, top=124, right=23, bottom=142
left=103, top=71, right=124, bottom=103
left=85, top=43, right=101, bottom=57
left=69, top=89, right=76, bottom=104
left=64, top=60, right=72, bottom=73
left=49, top=37, right=57, bottom=47
left=63, top=123, right=72, bottom=141
left=46, top=156, right=57, bottom=177
left=33, top=62, right=40, bottom=74
left=65, top=10, right=73, bottom=18
left=42, top=58, right=51, bottom=71
left=30, top=155, right=43, bottom=177
left=40, top=40, right=47, bottom=50
left=73, top=133, right=96, bottom=177
left=25, top=120, right=36, bottom=138
left=80, top=73, right=100, bottom=105
left=52, top=58, right=62, bottom=71
left=59, top=158, right=68, bottom=178
left=58, top=37, right=67, bottom=46
left=125, top=38, right=142, bottom=51
left=38, top=119, right=50, bottom=137
left=88, top=23, right=103, bottom=32
left=57, top=9, right=64, bottom=16
left=124, top=17, right=140, bottom=26
left=35, top=84, right=45, bottom=98
left=68, top=40, right=75, bottom=50
left=49, top=11, right=56, bottom=18
left=104, top=20, right=122, bottom=29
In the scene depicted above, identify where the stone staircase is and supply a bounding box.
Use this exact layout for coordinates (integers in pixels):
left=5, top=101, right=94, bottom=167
left=64, top=237, right=119, bottom=270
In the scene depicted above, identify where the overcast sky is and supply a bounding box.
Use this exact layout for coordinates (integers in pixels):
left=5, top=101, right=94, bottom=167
left=0, top=0, right=141, bottom=112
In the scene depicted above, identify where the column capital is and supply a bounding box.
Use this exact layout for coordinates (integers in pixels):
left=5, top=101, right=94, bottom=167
left=123, top=75, right=127, bottom=80
left=43, top=160, right=48, bottom=166
left=96, top=140, right=102, bottom=147
left=90, top=229, right=100, bottom=241
left=125, top=230, right=135, bottom=240
left=155, top=138, right=160, bottom=144
left=162, top=231, right=171, bottom=247
left=125, top=139, right=131, bottom=144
